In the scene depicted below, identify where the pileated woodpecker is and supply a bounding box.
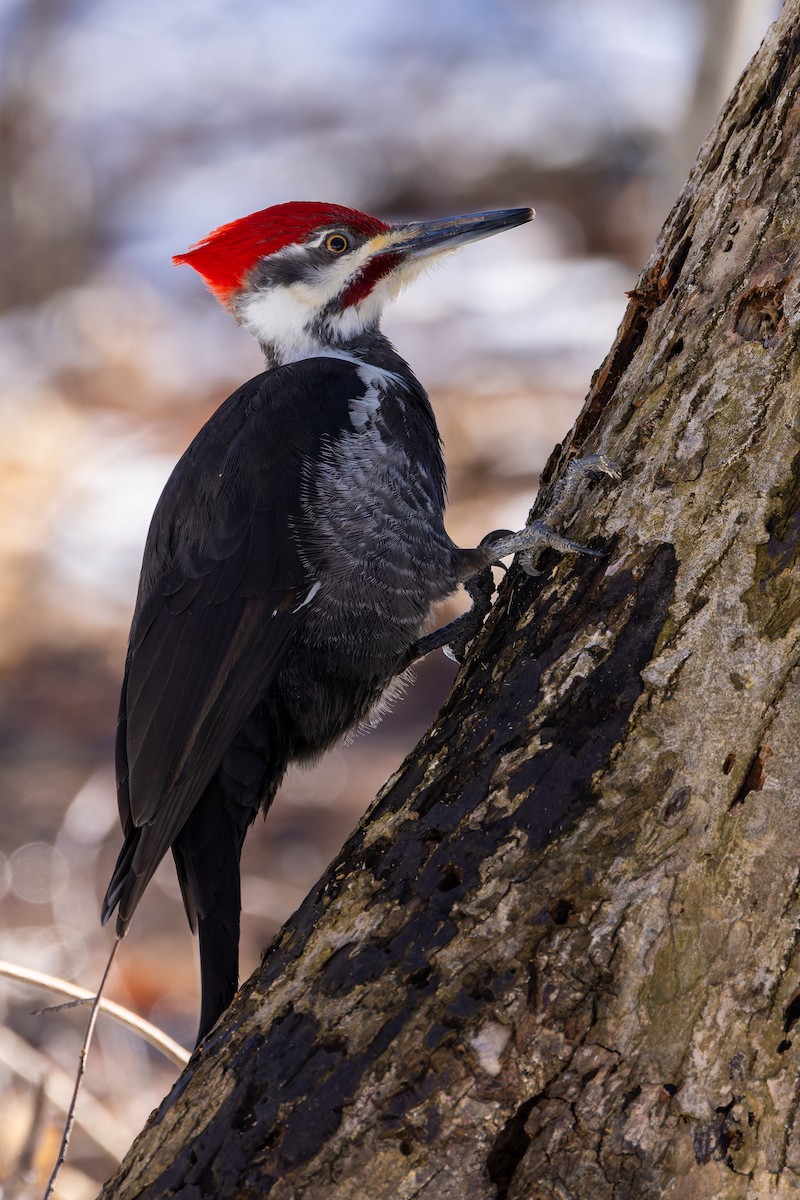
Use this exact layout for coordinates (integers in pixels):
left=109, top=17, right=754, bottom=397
left=101, top=202, right=616, bottom=1046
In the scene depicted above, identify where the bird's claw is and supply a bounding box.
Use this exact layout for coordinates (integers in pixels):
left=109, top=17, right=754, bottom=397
left=485, top=453, right=620, bottom=576
left=409, top=456, right=620, bottom=666
left=517, top=522, right=605, bottom=576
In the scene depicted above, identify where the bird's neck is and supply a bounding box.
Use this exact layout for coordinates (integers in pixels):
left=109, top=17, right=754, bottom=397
left=259, top=325, right=402, bottom=374
left=235, top=282, right=393, bottom=370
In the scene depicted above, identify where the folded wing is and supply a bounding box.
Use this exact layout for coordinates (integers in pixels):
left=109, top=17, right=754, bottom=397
left=102, top=371, right=313, bottom=932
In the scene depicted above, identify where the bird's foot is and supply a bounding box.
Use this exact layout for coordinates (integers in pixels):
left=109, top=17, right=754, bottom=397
left=407, top=565, right=496, bottom=666
left=405, top=455, right=620, bottom=669
left=483, top=453, right=621, bottom=576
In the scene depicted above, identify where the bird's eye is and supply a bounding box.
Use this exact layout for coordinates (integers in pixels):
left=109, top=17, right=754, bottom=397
left=325, top=233, right=349, bottom=254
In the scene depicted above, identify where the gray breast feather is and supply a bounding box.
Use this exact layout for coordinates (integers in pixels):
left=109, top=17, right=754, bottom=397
left=298, top=367, right=458, bottom=648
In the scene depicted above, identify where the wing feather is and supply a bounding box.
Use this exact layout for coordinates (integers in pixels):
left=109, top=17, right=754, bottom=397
left=105, top=358, right=367, bottom=931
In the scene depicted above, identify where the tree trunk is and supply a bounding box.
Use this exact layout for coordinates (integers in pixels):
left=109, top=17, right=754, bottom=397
left=99, top=9, right=800, bottom=1198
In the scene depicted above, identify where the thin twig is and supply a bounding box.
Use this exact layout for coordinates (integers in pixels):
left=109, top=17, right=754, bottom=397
left=0, top=958, right=189, bottom=1067
left=36, top=996, right=101, bottom=1014
left=42, top=939, right=119, bottom=1200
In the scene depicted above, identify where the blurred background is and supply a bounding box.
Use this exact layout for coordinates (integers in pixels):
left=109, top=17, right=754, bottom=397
left=0, top=0, right=781, bottom=1194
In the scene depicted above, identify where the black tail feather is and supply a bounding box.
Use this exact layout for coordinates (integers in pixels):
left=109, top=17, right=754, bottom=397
left=173, top=780, right=254, bottom=1046
left=101, top=830, right=138, bottom=930
left=196, top=882, right=241, bottom=1044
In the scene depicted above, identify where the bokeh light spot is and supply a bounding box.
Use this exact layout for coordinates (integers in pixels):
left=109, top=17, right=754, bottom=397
left=9, top=842, right=69, bottom=904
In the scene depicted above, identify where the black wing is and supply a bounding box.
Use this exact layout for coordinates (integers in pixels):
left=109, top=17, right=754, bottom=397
left=103, top=359, right=359, bottom=932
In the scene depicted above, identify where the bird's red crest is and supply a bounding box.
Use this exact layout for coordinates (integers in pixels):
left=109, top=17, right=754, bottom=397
left=173, top=202, right=390, bottom=306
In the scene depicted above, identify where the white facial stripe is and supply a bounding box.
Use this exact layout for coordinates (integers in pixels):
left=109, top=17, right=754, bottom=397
left=234, top=230, right=427, bottom=364
left=237, top=270, right=383, bottom=363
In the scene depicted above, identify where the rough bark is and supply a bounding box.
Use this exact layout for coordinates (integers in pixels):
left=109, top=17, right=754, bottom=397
left=100, top=8, right=800, bottom=1198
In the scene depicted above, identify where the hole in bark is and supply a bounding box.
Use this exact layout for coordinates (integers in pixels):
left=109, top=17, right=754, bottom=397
left=783, top=991, right=800, bottom=1033
left=399, top=1140, right=413, bottom=1156
left=487, top=1095, right=539, bottom=1200
left=232, top=1107, right=257, bottom=1133
left=722, top=1127, right=743, bottom=1158
left=733, top=285, right=784, bottom=345
left=662, top=1082, right=678, bottom=1097
left=407, top=964, right=433, bottom=989
left=663, top=787, right=690, bottom=824
left=549, top=897, right=572, bottom=925
left=263, top=1124, right=283, bottom=1148
left=722, top=753, right=736, bottom=775
left=438, top=863, right=463, bottom=892
left=360, top=836, right=393, bottom=874
left=665, top=335, right=684, bottom=360
left=729, top=745, right=772, bottom=809
left=777, top=1039, right=792, bottom=1055
left=422, top=827, right=444, bottom=845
